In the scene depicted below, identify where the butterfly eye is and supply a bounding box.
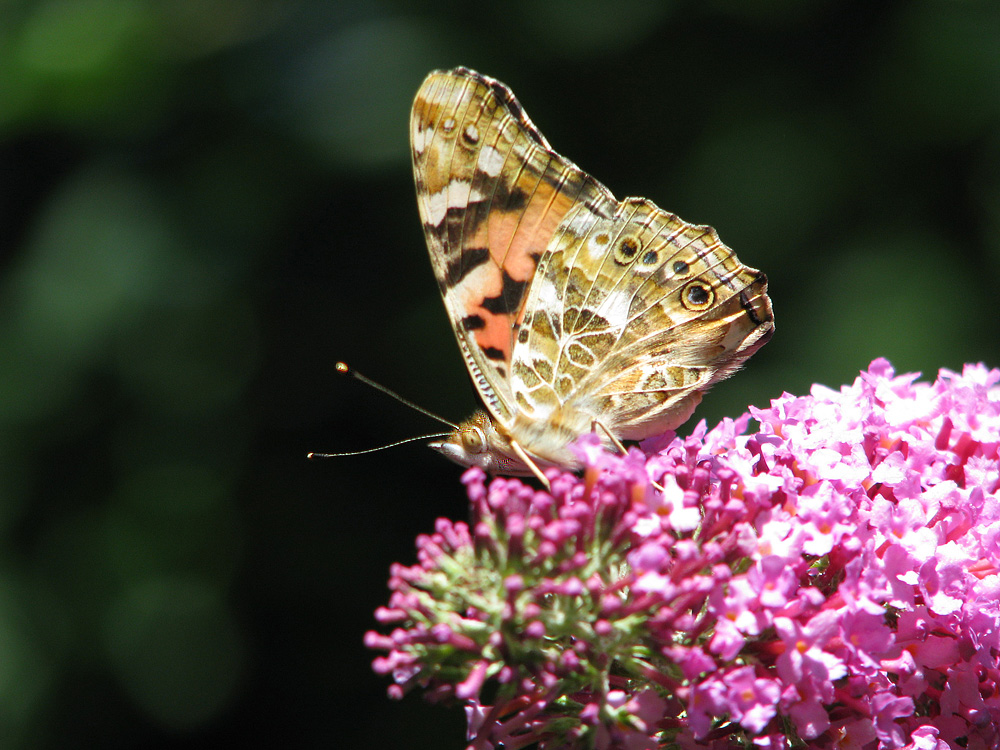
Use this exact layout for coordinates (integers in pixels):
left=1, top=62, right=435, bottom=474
left=614, top=237, right=641, bottom=265
left=461, top=426, right=487, bottom=454
left=640, top=249, right=659, bottom=266
left=672, top=260, right=691, bottom=276
left=681, top=281, right=714, bottom=311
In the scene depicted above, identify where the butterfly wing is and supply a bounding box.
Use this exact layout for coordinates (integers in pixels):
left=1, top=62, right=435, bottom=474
left=412, top=67, right=773, bottom=475
left=411, top=67, right=616, bottom=426
left=509, top=196, right=773, bottom=451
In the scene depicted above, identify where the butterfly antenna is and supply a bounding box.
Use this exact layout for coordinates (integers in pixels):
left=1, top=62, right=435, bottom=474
left=308, top=432, right=452, bottom=460
left=333, top=361, right=459, bottom=430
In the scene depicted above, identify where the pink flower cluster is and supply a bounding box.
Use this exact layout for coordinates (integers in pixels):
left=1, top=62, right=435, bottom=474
left=367, top=360, right=1000, bottom=749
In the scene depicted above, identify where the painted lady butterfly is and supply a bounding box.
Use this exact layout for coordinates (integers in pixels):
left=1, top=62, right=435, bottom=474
left=411, top=68, right=773, bottom=486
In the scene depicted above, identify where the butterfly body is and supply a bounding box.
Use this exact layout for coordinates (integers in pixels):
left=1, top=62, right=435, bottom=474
left=412, top=68, right=773, bottom=479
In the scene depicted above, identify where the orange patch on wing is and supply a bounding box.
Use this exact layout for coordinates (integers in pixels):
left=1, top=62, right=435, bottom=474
left=455, top=263, right=513, bottom=363
left=488, top=179, right=577, bottom=279
left=473, top=309, right=515, bottom=361
left=452, top=172, right=582, bottom=367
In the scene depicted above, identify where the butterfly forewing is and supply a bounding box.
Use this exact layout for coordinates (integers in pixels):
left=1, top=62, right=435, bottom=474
left=411, top=68, right=615, bottom=425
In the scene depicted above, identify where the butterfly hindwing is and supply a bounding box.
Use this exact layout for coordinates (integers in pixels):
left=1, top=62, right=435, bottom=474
left=509, top=189, right=772, bottom=446
left=578, top=210, right=772, bottom=439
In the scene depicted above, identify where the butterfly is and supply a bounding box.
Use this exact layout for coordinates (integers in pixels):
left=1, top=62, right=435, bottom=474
left=411, top=67, right=773, bottom=486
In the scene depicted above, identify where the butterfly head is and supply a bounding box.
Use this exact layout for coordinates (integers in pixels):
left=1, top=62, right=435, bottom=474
left=428, top=409, right=534, bottom=476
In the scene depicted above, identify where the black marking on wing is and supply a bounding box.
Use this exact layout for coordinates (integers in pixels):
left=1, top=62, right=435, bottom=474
left=483, top=346, right=505, bottom=361
left=490, top=80, right=521, bottom=116
left=481, top=269, right=531, bottom=316
left=493, top=183, right=530, bottom=212
left=482, top=77, right=545, bottom=147
left=446, top=205, right=482, bottom=225
left=462, top=314, right=486, bottom=331
left=739, top=273, right=769, bottom=326
left=446, top=247, right=490, bottom=287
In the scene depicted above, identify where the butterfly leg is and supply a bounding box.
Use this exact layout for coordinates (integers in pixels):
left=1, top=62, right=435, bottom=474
left=509, top=440, right=552, bottom=491
left=591, top=421, right=665, bottom=493
left=592, top=420, right=628, bottom=457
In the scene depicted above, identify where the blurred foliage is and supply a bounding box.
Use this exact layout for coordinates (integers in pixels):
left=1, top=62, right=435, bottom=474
left=0, top=0, right=998, bottom=747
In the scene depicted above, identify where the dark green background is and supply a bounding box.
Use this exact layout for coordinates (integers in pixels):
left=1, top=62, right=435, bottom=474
left=1, top=0, right=997, bottom=747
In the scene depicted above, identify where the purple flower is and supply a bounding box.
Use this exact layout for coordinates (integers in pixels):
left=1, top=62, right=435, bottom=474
left=367, top=360, right=1000, bottom=748
left=722, top=666, right=780, bottom=733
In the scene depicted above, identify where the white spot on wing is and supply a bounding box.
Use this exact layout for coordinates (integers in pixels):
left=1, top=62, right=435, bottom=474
left=598, top=291, right=632, bottom=328
left=423, top=180, right=476, bottom=225
left=563, top=206, right=600, bottom=236
left=587, top=234, right=607, bottom=260
left=424, top=189, right=448, bottom=225
left=412, top=125, right=432, bottom=154
left=448, top=179, right=472, bottom=210
left=532, top=278, right=560, bottom=311
left=477, top=146, right=505, bottom=177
